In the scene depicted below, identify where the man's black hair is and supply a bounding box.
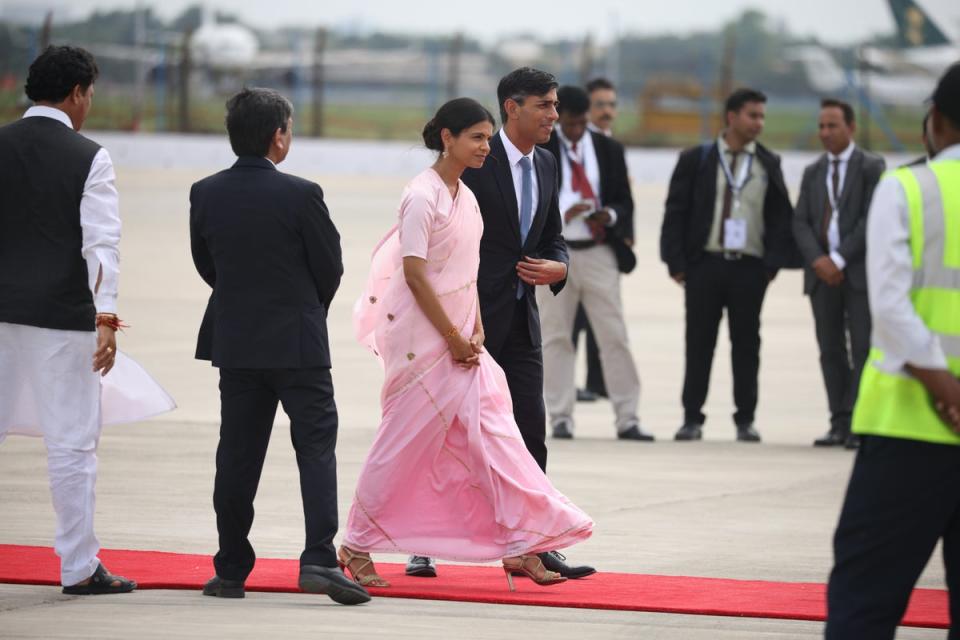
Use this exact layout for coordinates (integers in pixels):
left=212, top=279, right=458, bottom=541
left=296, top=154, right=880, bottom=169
left=225, top=87, right=293, bottom=157
left=724, top=87, right=767, bottom=114
left=25, top=45, right=99, bottom=103
left=496, top=67, right=558, bottom=124
left=556, top=85, right=591, bottom=117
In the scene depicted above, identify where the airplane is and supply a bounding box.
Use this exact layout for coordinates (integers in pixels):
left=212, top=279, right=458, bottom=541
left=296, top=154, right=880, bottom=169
left=790, top=0, right=958, bottom=107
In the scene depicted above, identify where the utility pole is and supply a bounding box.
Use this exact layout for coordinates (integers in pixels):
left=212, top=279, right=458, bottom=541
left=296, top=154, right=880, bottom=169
left=446, top=32, right=463, bottom=101
left=312, top=27, right=327, bottom=138
left=178, top=28, right=193, bottom=133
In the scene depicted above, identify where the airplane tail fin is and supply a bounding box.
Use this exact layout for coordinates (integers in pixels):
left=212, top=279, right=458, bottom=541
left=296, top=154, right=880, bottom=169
left=887, top=0, right=950, bottom=47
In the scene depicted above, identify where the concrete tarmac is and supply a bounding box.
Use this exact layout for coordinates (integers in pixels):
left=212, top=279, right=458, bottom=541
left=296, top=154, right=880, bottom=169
left=0, top=138, right=945, bottom=639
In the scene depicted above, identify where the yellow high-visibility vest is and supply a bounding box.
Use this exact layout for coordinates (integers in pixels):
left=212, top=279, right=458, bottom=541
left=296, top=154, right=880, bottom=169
left=852, top=159, right=960, bottom=445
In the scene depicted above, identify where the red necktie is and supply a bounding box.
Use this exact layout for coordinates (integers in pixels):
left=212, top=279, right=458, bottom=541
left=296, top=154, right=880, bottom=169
left=570, top=142, right=604, bottom=241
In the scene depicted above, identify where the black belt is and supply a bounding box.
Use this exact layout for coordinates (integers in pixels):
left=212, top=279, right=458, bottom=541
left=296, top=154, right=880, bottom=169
left=566, top=239, right=600, bottom=250
left=705, top=250, right=758, bottom=261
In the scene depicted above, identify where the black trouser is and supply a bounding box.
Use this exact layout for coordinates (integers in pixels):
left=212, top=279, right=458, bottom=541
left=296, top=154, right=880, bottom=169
left=682, top=253, right=768, bottom=427
left=809, top=280, right=871, bottom=434
left=826, top=436, right=960, bottom=639
left=572, top=304, right=607, bottom=396
left=487, top=301, right=548, bottom=472
left=213, top=367, right=339, bottom=581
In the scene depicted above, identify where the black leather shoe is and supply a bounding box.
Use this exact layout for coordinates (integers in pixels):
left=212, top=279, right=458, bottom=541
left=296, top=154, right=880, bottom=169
left=299, top=565, right=371, bottom=605
left=537, top=551, right=595, bottom=579
left=618, top=423, right=655, bottom=441
left=674, top=423, right=702, bottom=441
left=202, top=575, right=245, bottom=598
left=405, top=555, right=437, bottom=577
left=552, top=419, right=573, bottom=439
left=844, top=434, right=861, bottom=450
left=576, top=388, right=598, bottom=402
left=736, top=424, right=761, bottom=442
left=813, top=430, right=846, bottom=447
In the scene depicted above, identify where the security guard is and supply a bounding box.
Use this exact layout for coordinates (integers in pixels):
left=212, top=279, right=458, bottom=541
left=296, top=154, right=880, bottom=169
left=825, top=62, right=960, bottom=639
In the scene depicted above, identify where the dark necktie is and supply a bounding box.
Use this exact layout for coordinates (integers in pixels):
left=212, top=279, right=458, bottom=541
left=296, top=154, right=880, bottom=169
left=718, top=151, right=740, bottom=248
left=822, top=158, right=840, bottom=247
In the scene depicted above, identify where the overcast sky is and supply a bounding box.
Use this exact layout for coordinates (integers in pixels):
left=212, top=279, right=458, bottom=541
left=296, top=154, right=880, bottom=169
left=5, top=0, right=960, bottom=45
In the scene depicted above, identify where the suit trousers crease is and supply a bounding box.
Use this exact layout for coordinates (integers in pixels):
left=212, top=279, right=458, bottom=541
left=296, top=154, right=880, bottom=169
left=809, top=280, right=871, bottom=431
left=214, top=367, right=339, bottom=581
left=682, top=256, right=768, bottom=427
left=486, top=301, right=548, bottom=472
left=539, top=245, right=640, bottom=431
left=826, top=436, right=960, bottom=639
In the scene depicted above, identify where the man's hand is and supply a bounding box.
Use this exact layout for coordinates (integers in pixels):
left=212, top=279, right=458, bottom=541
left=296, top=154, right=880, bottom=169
left=517, top=257, right=567, bottom=286
left=907, top=365, right=960, bottom=433
left=671, top=272, right=685, bottom=286
left=93, top=324, right=117, bottom=376
left=812, top=256, right=844, bottom=287
left=563, top=203, right=592, bottom=223
left=587, top=209, right=612, bottom=226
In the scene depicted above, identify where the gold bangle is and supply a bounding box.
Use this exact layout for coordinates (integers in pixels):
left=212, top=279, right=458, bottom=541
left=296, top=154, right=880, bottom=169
left=442, top=326, right=459, bottom=339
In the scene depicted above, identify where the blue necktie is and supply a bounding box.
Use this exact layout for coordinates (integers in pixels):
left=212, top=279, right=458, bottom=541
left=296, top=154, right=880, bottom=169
left=517, top=156, right=534, bottom=299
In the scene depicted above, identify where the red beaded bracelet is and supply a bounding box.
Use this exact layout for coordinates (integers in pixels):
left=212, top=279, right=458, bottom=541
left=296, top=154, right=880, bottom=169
left=95, top=314, right=129, bottom=332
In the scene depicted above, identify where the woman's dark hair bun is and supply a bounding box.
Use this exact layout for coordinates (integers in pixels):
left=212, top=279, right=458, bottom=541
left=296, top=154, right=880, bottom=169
left=422, top=117, right=443, bottom=152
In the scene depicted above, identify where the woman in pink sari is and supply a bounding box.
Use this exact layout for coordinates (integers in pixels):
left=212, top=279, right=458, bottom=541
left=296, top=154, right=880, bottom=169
left=343, top=98, right=593, bottom=591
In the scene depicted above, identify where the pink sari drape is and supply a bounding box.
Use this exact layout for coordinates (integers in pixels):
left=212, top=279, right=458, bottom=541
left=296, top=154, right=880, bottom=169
left=347, top=169, right=592, bottom=561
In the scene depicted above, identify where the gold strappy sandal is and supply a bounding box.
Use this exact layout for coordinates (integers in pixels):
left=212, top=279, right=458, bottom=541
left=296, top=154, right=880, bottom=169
left=502, top=555, right=566, bottom=592
left=337, top=546, right=390, bottom=588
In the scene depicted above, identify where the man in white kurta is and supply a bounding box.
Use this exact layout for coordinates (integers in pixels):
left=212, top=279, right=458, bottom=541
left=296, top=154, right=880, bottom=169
left=0, top=46, right=134, bottom=594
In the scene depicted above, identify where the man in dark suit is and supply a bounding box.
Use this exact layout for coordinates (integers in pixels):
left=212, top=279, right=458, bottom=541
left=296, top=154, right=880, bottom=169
left=539, top=85, right=649, bottom=441
left=190, top=88, right=369, bottom=605
left=460, top=67, right=594, bottom=579
left=793, top=99, right=885, bottom=449
left=660, top=88, right=798, bottom=442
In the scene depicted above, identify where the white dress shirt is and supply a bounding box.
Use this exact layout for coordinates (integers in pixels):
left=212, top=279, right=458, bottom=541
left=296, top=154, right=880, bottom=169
left=499, top=128, right=539, bottom=224
left=825, top=142, right=855, bottom=271
left=555, top=126, right=617, bottom=241
left=23, top=106, right=120, bottom=314
left=865, top=143, right=960, bottom=375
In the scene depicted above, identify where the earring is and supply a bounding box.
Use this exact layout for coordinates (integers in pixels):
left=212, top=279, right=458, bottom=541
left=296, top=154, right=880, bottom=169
left=442, top=149, right=449, bottom=158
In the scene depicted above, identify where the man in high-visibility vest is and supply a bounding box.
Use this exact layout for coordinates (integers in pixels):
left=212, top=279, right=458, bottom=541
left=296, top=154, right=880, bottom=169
left=825, top=62, right=960, bottom=639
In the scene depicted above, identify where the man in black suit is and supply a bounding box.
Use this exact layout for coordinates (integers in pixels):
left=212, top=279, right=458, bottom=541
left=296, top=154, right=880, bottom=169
left=660, top=88, right=798, bottom=442
left=460, top=67, right=594, bottom=579
left=190, top=88, right=368, bottom=605
left=793, top=99, right=885, bottom=449
left=539, top=85, right=649, bottom=441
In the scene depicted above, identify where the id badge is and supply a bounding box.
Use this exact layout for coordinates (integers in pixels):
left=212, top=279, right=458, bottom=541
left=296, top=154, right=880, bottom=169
left=724, top=219, right=748, bottom=251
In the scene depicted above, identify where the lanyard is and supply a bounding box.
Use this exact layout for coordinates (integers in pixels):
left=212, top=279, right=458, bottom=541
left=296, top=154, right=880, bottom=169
left=718, top=149, right=753, bottom=210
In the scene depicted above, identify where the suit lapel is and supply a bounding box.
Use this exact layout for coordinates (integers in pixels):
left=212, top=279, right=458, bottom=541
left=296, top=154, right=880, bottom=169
left=490, top=134, right=521, bottom=244
left=526, top=147, right=552, bottom=253
left=591, top=131, right=612, bottom=206
left=837, top=148, right=862, bottom=217
left=813, top=155, right=829, bottom=224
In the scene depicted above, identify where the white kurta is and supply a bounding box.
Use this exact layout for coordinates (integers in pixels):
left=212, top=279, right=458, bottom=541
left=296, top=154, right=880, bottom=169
left=0, top=107, right=174, bottom=585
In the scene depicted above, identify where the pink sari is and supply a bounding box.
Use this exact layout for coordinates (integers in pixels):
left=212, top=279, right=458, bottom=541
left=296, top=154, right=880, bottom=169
left=346, top=169, right=592, bottom=561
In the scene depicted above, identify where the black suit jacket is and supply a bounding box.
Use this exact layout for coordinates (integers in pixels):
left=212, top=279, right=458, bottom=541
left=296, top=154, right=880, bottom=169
left=190, top=156, right=343, bottom=369
left=792, top=148, right=886, bottom=293
left=542, top=129, right=636, bottom=272
left=660, top=141, right=800, bottom=276
left=462, top=132, right=569, bottom=353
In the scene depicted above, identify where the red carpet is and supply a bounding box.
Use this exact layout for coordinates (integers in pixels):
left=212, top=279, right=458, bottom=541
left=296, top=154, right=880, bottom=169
left=0, top=544, right=947, bottom=628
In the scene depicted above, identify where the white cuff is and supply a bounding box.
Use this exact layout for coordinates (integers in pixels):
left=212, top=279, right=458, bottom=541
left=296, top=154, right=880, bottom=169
left=604, top=207, right=618, bottom=227
left=829, top=250, right=846, bottom=271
